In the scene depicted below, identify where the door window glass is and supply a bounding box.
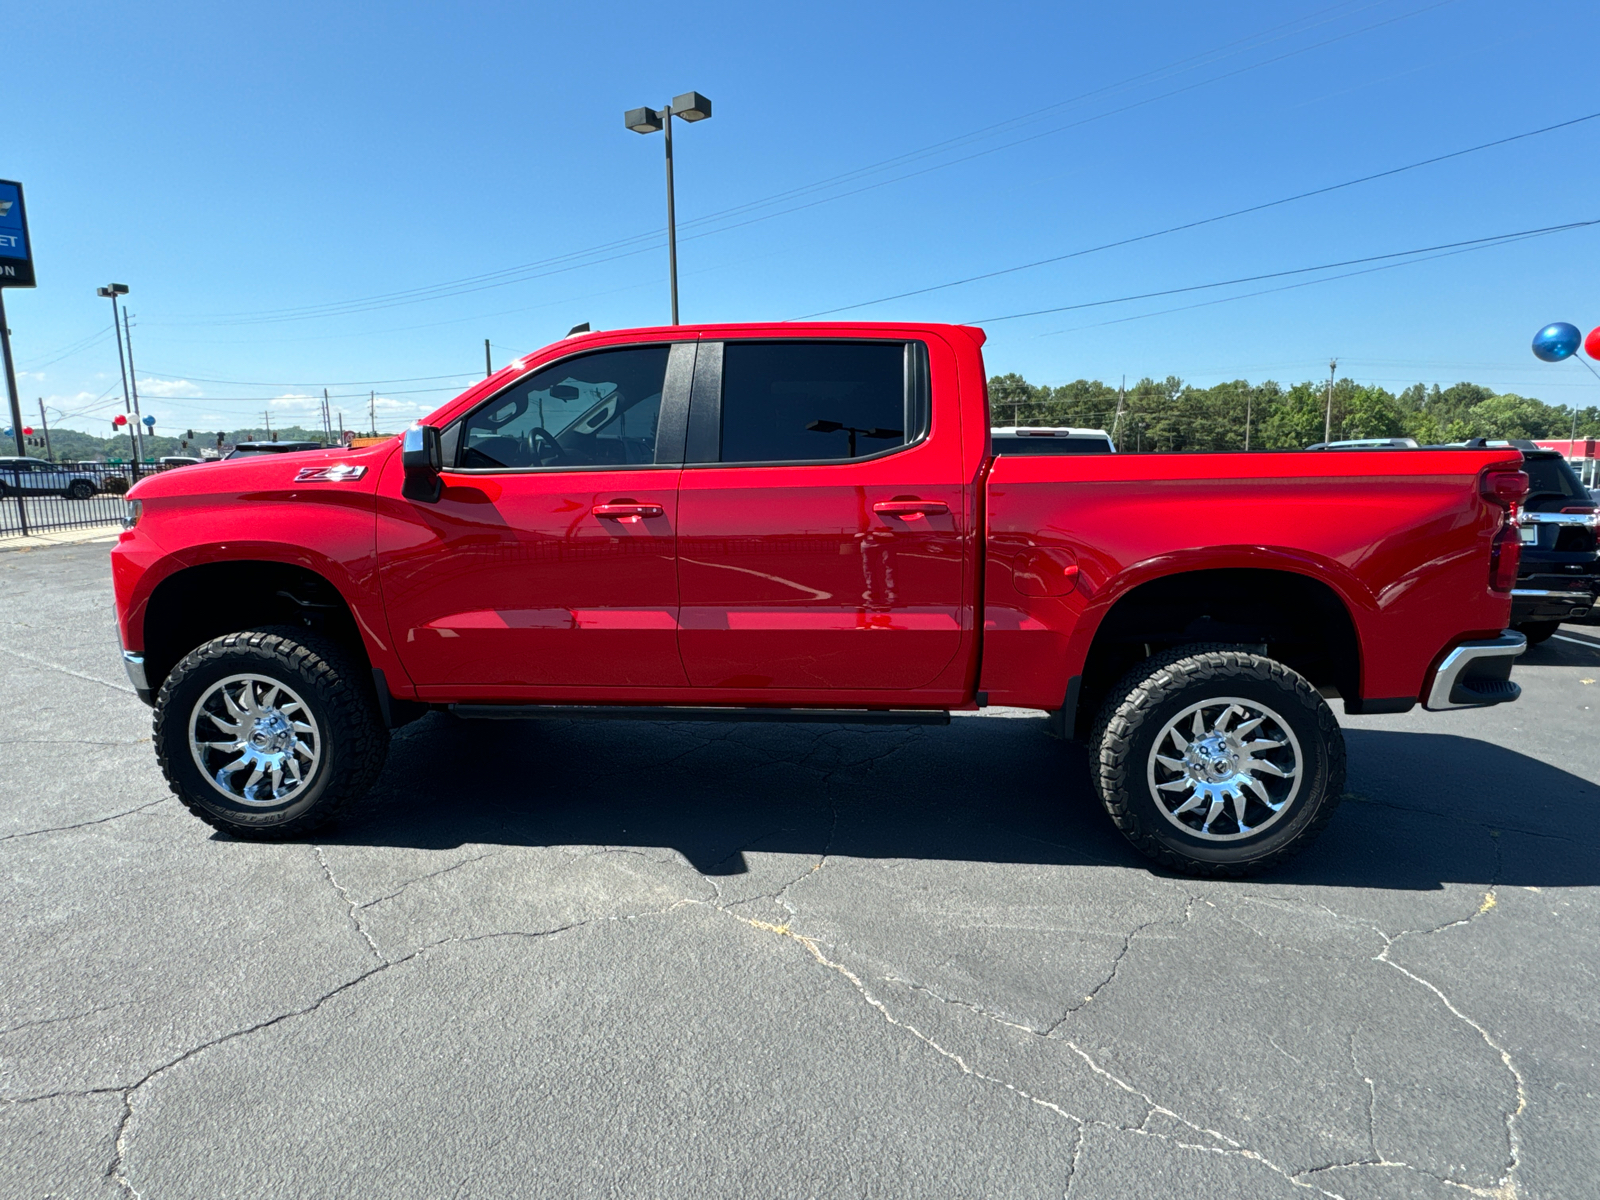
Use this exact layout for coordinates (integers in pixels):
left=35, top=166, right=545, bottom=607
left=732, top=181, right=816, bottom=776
left=459, top=345, right=669, bottom=469
left=719, top=341, right=913, bottom=464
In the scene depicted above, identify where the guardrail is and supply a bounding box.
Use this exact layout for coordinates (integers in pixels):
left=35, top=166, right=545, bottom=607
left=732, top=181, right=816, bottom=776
left=0, top=461, right=187, bottom=538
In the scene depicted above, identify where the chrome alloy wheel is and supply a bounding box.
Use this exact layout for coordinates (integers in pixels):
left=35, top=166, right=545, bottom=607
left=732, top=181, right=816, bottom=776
left=188, top=674, right=322, bottom=807
left=1145, top=697, right=1303, bottom=841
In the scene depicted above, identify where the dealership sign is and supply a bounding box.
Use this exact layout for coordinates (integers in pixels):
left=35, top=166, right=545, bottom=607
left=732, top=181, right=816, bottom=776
left=0, top=181, right=35, bottom=288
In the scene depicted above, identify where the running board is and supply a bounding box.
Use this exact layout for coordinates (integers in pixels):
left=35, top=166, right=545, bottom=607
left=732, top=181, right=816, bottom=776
left=449, top=704, right=951, bottom=726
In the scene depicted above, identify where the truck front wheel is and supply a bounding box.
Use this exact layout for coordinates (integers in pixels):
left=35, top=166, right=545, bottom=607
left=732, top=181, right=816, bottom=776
left=1090, top=646, right=1345, bottom=877
left=153, top=628, right=389, bottom=839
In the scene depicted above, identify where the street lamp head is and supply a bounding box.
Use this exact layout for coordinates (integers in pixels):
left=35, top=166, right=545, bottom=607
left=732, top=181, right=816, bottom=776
left=625, top=106, right=663, bottom=134
left=97, top=283, right=129, bottom=297
left=671, top=92, right=712, bottom=122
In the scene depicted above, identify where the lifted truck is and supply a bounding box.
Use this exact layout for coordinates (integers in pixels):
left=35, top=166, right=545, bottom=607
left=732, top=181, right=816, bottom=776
left=112, top=322, right=1530, bottom=875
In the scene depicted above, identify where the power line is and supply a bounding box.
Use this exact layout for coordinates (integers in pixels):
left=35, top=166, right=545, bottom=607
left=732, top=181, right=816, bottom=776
left=797, top=110, right=1600, bottom=319
left=136, top=369, right=480, bottom=388
left=150, top=1, right=1438, bottom=328
left=967, top=218, right=1600, bottom=325
left=1034, top=223, right=1583, bottom=336
left=18, top=326, right=116, bottom=372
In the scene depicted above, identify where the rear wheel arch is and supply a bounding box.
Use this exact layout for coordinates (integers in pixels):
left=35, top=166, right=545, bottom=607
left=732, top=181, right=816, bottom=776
left=1069, top=566, right=1363, bottom=740
left=140, top=559, right=373, bottom=698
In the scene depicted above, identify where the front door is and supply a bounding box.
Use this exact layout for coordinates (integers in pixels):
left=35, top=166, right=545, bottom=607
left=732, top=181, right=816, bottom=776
left=377, top=342, right=690, bottom=696
left=675, top=339, right=967, bottom=691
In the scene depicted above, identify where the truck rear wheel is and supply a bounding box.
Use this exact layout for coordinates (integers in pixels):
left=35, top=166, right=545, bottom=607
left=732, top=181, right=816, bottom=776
left=1089, top=646, right=1345, bottom=877
left=154, top=628, right=389, bottom=839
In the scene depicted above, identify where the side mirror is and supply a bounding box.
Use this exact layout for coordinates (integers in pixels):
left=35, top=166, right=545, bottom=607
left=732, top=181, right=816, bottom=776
left=401, top=425, right=443, bottom=503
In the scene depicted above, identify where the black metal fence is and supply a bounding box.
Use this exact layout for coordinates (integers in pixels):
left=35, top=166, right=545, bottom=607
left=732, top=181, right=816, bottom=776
left=0, top=461, right=184, bottom=538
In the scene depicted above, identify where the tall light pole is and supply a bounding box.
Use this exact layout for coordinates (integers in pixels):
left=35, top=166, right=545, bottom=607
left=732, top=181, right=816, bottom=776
left=625, top=92, right=713, bottom=325
left=98, top=283, right=139, bottom=479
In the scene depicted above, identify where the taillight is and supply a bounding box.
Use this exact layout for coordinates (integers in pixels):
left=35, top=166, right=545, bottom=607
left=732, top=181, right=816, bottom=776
left=1479, top=467, right=1529, bottom=507
left=1479, top=466, right=1527, bottom=593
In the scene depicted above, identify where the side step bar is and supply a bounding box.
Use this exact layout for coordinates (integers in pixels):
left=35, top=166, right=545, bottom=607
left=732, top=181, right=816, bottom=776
left=450, top=704, right=951, bottom=726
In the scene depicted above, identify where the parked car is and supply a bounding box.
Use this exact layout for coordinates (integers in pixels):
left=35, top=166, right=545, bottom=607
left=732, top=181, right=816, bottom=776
left=114, top=322, right=1529, bottom=877
left=0, top=457, right=102, bottom=499
left=991, top=426, right=1116, bottom=454
left=223, top=441, right=324, bottom=459
left=159, top=456, right=202, bottom=469
left=1307, top=437, right=1421, bottom=450
left=1507, top=447, right=1598, bottom=642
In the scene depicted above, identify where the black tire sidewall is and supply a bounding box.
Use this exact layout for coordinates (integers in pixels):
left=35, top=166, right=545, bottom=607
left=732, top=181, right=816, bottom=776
left=1102, top=654, right=1342, bottom=871
left=157, top=635, right=345, bottom=832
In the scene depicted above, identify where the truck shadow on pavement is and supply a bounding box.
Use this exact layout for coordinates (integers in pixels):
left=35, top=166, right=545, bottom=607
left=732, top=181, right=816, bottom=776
left=296, top=711, right=1600, bottom=893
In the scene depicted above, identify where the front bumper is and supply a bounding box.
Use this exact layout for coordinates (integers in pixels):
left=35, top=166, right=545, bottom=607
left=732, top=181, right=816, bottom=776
left=1423, top=631, right=1525, bottom=711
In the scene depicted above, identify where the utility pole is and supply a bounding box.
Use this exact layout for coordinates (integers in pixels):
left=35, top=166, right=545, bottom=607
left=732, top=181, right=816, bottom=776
left=37, top=399, right=52, bottom=462
left=0, top=292, right=24, bottom=458
left=1323, top=358, right=1338, bottom=446
left=485, top=339, right=492, bottom=379
left=369, top=390, right=376, bottom=436
left=1112, top=376, right=1126, bottom=450
left=98, top=285, right=138, bottom=479
left=122, top=307, right=146, bottom=463
left=322, top=389, right=332, bottom=443
left=1244, top=388, right=1252, bottom=452
left=263, top=409, right=272, bottom=440
left=337, top=409, right=345, bottom=448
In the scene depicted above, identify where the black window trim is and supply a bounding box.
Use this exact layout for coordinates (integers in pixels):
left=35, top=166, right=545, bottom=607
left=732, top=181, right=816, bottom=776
left=442, top=340, right=694, bottom=474
left=684, top=337, right=933, bottom=469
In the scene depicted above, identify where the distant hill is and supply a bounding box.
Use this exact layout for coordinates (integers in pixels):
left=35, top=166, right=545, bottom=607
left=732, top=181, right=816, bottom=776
left=14, top=426, right=369, bottom=463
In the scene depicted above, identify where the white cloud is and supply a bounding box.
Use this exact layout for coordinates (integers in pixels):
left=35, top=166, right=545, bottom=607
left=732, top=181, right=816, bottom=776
left=136, top=376, right=202, bottom=398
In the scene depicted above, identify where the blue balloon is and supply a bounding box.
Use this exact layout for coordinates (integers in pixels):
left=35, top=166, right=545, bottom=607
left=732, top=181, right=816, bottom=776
left=1532, top=322, right=1582, bottom=362
left=141, top=415, right=156, bottom=426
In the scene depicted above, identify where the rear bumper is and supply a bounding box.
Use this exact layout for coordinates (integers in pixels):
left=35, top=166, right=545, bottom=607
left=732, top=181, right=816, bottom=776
left=1423, top=631, right=1525, bottom=712
left=1510, top=586, right=1593, bottom=624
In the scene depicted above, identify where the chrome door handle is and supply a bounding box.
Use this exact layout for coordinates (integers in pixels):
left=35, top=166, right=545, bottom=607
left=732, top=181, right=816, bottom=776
left=872, top=500, right=949, bottom=520
left=592, top=502, right=664, bottom=522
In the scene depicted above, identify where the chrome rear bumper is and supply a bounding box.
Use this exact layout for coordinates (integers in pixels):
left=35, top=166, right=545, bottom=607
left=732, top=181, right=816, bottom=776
left=1423, top=631, right=1525, bottom=711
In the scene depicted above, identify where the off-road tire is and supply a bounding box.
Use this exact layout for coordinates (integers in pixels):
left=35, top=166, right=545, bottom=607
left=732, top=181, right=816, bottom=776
left=154, top=627, right=389, bottom=839
left=1513, top=621, right=1558, bottom=646
left=1089, top=645, right=1345, bottom=877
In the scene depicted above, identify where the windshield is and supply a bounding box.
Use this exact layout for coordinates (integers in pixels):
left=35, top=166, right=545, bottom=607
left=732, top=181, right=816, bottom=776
left=992, top=434, right=1114, bottom=455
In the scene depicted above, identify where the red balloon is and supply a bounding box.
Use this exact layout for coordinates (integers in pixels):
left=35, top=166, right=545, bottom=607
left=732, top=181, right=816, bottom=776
left=1586, top=326, right=1600, bottom=360
left=21, top=426, right=32, bottom=436
left=113, top=414, right=127, bottom=426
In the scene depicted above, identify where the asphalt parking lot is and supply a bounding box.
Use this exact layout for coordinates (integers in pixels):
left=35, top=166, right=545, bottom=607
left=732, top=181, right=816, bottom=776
left=2, top=540, right=1596, bottom=1199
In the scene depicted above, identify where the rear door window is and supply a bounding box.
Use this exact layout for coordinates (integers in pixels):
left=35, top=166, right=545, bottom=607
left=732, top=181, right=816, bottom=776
left=716, top=341, right=919, bottom=464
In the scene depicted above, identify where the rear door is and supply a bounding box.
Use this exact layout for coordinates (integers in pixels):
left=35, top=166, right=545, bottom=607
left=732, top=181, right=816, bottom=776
left=675, top=338, right=968, bottom=691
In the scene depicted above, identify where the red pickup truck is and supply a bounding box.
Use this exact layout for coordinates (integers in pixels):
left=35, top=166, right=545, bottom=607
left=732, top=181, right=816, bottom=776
left=112, top=322, right=1529, bottom=875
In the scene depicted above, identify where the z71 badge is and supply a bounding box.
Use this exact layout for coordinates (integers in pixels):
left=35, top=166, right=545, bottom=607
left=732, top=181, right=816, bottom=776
left=294, top=464, right=368, bottom=482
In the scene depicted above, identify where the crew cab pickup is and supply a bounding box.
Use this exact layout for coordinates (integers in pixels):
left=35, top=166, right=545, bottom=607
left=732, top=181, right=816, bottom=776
left=112, top=322, right=1530, bottom=875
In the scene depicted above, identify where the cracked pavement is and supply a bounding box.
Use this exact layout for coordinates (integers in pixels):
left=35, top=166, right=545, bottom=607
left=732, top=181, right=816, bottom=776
left=2, top=544, right=1597, bottom=1199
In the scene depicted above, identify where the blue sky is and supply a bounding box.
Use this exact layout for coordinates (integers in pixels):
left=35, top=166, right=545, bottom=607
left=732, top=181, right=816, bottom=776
left=6, top=0, right=1599, bottom=437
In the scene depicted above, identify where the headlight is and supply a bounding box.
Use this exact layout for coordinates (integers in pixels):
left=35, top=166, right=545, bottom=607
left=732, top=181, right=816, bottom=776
left=122, top=499, right=142, bottom=530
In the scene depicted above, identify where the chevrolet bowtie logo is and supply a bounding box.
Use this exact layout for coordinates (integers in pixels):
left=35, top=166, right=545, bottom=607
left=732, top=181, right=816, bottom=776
left=0, top=202, right=12, bottom=217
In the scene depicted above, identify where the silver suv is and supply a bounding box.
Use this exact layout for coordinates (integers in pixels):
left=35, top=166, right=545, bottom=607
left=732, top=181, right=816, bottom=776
left=0, top=457, right=101, bottom=500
